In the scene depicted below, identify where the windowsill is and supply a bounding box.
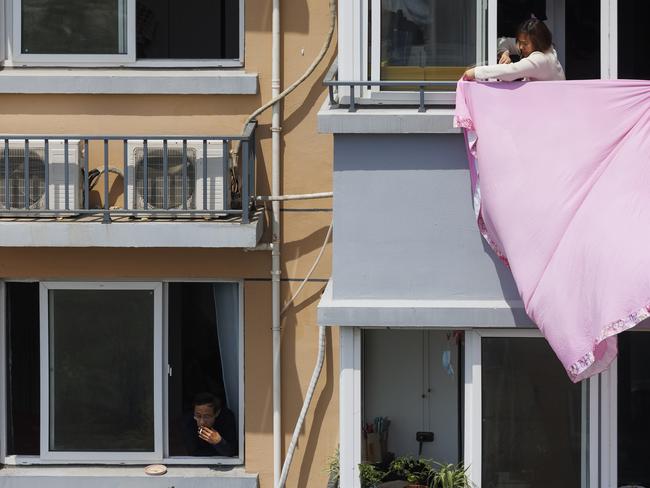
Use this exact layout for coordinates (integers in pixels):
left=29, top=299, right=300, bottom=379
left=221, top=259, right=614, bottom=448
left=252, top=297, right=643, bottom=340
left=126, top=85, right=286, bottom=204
left=0, top=67, right=258, bottom=95
left=317, top=99, right=460, bottom=134
left=0, top=465, right=258, bottom=488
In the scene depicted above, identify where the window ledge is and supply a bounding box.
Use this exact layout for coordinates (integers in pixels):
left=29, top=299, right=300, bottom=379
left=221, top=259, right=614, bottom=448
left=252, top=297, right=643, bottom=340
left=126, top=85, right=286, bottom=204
left=0, top=466, right=258, bottom=488
left=317, top=99, right=460, bottom=134
left=0, top=68, right=258, bottom=95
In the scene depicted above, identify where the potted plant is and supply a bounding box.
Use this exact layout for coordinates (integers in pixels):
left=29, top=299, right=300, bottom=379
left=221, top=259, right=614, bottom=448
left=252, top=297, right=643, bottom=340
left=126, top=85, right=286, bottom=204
left=325, top=447, right=340, bottom=488
left=358, top=462, right=385, bottom=488
left=388, top=456, right=434, bottom=488
left=429, top=463, right=471, bottom=488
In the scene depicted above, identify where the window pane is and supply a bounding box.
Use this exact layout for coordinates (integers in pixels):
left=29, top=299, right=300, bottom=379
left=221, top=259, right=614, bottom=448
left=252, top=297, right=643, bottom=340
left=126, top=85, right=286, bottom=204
left=137, top=0, right=240, bottom=59
left=618, top=331, right=650, bottom=487
left=482, top=338, right=583, bottom=488
left=380, top=0, right=476, bottom=82
left=618, top=0, right=650, bottom=79
left=48, top=289, right=154, bottom=452
left=168, top=282, right=239, bottom=457
left=22, top=0, right=127, bottom=55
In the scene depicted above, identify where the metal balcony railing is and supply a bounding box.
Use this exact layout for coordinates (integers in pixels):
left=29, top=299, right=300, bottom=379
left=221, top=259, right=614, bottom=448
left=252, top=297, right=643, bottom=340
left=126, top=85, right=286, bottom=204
left=323, top=61, right=458, bottom=112
left=0, top=122, right=257, bottom=224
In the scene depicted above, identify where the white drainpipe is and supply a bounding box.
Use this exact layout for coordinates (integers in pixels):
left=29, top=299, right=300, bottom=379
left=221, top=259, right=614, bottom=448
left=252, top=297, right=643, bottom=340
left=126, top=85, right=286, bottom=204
left=271, top=0, right=282, bottom=483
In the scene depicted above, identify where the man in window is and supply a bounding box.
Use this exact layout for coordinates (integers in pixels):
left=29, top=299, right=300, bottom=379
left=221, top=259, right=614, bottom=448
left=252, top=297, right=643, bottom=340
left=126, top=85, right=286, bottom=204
left=183, top=392, right=237, bottom=457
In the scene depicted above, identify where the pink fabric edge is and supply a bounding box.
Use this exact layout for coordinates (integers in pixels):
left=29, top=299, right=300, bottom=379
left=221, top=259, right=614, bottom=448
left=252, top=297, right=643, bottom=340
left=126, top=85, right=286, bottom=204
left=568, top=304, right=650, bottom=382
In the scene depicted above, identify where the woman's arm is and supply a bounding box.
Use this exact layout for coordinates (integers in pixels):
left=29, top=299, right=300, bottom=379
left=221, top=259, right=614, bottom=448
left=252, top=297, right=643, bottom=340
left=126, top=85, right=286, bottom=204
left=474, top=51, right=549, bottom=81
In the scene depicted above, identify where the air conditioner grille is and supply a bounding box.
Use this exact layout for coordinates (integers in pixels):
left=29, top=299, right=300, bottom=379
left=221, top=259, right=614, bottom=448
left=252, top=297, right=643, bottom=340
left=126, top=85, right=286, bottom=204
left=134, top=148, right=196, bottom=209
left=0, top=149, right=46, bottom=209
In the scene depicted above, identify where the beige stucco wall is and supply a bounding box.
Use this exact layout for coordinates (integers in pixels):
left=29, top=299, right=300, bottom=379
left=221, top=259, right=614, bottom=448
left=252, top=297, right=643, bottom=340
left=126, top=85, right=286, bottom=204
left=0, top=0, right=338, bottom=484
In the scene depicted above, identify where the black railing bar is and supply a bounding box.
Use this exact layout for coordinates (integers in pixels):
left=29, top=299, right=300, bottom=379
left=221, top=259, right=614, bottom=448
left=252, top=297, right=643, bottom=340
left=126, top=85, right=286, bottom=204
left=103, top=139, right=110, bottom=223
left=419, top=86, right=426, bottom=113
left=143, top=139, right=148, bottom=209
left=323, top=80, right=458, bottom=87
left=23, top=140, right=29, bottom=210
left=44, top=139, right=50, bottom=210
left=64, top=139, right=70, bottom=211
left=349, top=85, right=356, bottom=112
left=250, top=136, right=256, bottom=198
left=241, top=139, right=249, bottom=224
left=223, top=139, right=229, bottom=212
left=3, top=140, right=9, bottom=210
left=248, top=137, right=255, bottom=202
left=122, top=139, right=128, bottom=210
left=241, top=122, right=257, bottom=140
left=324, top=58, right=338, bottom=83
left=163, top=139, right=169, bottom=210
left=203, top=139, right=208, bottom=211
left=182, top=139, right=188, bottom=211
left=83, top=139, right=89, bottom=210
left=0, top=135, right=253, bottom=141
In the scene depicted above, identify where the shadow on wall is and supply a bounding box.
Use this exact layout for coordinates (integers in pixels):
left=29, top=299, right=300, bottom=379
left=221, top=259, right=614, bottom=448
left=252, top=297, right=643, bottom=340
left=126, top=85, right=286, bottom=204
left=246, top=0, right=310, bottom=33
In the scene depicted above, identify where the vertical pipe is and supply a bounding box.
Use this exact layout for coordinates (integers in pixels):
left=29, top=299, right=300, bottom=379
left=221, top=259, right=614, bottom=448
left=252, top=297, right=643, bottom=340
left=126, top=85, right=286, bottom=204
left=271, top=0, right=282, bottom=483
left=163, top=139, right=169, bottom=209
left=182, top=139, right=188, bottom=210
left=143, top=139, right=149, bottom=209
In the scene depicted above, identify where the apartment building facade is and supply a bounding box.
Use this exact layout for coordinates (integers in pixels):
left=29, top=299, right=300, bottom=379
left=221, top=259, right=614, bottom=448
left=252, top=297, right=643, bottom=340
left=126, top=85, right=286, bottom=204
left=319, top=1, right=650, bottom=487
left=0, top=0, right=337, bottom=487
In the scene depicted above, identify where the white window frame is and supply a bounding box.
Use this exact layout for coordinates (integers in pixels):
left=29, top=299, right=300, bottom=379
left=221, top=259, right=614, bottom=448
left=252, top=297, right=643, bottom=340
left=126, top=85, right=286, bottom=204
left=39, top=281, right=164, bottom=463
left=0, top=279, right=244, bottom=466
left=4, top=0, right=244, bottom=68
left=364, top=0, right=487, bottom=104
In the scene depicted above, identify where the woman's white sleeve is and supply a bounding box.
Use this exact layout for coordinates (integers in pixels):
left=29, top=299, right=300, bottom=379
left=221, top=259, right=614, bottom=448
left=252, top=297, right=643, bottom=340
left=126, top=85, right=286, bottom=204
left=474, top=52, right=547, bottom=81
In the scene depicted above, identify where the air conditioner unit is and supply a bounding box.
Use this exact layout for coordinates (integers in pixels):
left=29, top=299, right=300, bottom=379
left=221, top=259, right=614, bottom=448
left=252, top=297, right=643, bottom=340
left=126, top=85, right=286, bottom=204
left=0, top=139, right=81, bottom=212
left=125, top=140, right=228, bottom=212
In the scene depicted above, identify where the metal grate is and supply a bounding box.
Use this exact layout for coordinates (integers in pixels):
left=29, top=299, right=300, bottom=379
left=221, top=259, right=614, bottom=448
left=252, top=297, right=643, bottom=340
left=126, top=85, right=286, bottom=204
left=0, top=149, right=46, bottom=209
left=134, top=147, right=196, bottom=209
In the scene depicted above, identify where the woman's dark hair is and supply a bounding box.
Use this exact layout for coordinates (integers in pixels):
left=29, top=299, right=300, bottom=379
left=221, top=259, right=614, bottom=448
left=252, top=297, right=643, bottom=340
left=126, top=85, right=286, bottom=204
left=517, top=18, right=552, bottom=52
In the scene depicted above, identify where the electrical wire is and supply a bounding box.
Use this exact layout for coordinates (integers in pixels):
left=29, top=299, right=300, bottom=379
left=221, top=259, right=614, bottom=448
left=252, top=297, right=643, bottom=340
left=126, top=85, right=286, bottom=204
left=281, top=220, right=332, bottom=316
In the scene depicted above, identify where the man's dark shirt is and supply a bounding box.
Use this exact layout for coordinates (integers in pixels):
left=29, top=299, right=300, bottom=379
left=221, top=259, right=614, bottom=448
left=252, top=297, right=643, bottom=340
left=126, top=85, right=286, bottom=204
left=183, top=408, right=238, bottom=457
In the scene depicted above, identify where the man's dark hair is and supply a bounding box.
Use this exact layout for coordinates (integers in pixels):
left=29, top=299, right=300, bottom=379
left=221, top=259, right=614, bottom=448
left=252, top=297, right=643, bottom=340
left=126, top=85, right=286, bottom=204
left=193, top=392, right=223, bottom=413
left=517, top=18, right=552, bottom=52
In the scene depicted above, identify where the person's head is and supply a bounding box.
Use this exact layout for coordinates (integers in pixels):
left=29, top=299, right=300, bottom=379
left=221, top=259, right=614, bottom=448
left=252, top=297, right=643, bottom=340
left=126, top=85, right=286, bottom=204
left=516, top=18, right=552, bottom=57
left=192, top=392, right=223, bottom=428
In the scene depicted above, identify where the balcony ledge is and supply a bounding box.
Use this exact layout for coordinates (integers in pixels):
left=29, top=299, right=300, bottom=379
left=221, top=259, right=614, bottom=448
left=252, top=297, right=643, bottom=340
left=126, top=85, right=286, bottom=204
left=0, top=211, right=264, bottom=248
left=0, top=68, right=258, bottom=95
left=317, top=281, right=534, bottom=328
left=0, top=466, right=258, bottom=488
left=317, top=100, right=460, bottom=135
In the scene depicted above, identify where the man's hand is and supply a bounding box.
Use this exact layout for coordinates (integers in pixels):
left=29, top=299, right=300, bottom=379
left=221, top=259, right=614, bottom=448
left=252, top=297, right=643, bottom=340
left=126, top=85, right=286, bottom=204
left=198, top=426, right=223, bottom=445
left=499, top=51, right=512, bottom=64
left=463, top=68, right=476, bottom=81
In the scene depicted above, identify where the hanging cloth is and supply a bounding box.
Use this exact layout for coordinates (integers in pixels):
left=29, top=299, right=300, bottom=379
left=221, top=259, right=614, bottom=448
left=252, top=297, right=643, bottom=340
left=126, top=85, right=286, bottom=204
left=455, top=79, right=650, bottom=382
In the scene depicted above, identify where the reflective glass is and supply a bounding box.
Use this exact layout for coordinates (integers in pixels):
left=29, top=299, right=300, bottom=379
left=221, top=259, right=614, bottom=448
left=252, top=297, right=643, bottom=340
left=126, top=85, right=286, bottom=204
left=482, top=337, right=583, bottom=488
left=22, top=0, right=127, bottom=55
left=380, top=0, right=476, bottom=82
left=618, top=331, right=650, bottom=487
left=48, top=289, right=154, bottom=452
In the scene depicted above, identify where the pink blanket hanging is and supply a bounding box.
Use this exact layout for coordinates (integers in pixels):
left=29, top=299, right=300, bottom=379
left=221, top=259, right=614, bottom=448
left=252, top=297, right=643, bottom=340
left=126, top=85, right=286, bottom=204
left=455, top=79, right=650, bottom=382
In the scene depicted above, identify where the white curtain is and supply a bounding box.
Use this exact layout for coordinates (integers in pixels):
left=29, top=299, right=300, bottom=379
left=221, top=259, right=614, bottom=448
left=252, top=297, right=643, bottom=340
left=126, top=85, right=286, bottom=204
left=213, top=283, right=240, bottom=417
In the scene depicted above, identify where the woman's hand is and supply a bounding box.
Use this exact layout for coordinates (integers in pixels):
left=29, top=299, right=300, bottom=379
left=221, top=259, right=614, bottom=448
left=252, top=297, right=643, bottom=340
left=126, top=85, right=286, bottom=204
left=499, top=51, right=512, bottom=64
left=463, top=68, right=476, bottom=81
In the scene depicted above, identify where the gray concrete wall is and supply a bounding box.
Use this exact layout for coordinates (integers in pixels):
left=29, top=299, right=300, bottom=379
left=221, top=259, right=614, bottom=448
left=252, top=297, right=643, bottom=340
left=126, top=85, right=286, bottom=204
left=333, top=133, right=520, bottom=301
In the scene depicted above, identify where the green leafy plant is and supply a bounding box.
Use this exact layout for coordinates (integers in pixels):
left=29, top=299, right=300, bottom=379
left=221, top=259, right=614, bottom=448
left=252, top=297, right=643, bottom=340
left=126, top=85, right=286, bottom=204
left=429, top=463, right=471, bottom=488
left=389, top=456, right=434, bottom=485
left=325, top=447, right=340, bottom=488
left=358, top=463, right=385, bottom=488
